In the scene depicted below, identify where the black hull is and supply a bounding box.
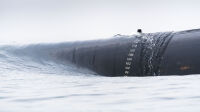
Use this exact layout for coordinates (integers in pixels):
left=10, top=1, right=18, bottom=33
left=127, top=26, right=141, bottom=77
left=58, top=29, right=200, bottom=76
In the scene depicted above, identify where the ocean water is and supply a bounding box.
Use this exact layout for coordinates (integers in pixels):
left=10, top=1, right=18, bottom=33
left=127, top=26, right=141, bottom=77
left=0, top=43, right=200, bottom=112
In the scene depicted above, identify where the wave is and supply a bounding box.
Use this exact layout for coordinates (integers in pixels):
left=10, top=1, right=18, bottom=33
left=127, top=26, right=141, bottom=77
left=0, top=41, right=100, bottom=76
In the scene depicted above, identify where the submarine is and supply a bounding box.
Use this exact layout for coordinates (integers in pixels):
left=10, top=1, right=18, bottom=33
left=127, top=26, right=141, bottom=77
left=56, top=29, right=200, bottom=76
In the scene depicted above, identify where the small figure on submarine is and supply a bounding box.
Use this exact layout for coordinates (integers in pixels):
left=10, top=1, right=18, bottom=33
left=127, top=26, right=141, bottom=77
left=137, top=29, right=146, bottom=38
left=137, top=29, right=142, bottom=34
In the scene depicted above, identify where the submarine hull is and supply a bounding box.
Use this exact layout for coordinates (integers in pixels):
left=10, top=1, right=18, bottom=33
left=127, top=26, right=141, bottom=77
left=160, top=30, right=200, bottom=75
left=58, top=29, right=200, bottom=76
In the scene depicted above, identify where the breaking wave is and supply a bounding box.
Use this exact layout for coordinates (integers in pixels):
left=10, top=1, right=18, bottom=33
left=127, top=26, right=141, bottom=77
left=0, top=41, right=99, bottom=76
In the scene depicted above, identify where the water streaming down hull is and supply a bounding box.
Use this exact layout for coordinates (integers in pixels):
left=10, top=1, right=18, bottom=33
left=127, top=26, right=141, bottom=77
left=56, top=29, right=200, bottom=76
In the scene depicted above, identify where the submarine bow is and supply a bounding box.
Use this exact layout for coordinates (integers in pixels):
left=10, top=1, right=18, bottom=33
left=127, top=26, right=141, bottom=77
left=56, top=29, right=200, bottom=76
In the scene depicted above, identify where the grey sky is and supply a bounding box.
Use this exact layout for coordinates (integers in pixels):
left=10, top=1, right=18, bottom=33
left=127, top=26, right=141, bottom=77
left=1, top=0, right=200, bottom=43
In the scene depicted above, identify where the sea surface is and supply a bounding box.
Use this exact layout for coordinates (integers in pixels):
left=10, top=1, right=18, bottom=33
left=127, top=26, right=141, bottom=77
left=0, top=43, right=200, bottom=112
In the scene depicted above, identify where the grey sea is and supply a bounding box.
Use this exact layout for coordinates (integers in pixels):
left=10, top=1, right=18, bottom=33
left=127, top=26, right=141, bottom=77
left=0, top=43, right=200, bottom=112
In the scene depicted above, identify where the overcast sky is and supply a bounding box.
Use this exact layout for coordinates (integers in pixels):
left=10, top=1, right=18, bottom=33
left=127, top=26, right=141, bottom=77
left=1, top=0, right=200, bottom=43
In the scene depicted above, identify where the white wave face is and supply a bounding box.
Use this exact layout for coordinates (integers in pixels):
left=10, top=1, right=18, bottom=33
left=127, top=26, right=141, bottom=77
left=0, top=43, right=200, bottom=112
left=0, top=42, right=96, bottom=75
